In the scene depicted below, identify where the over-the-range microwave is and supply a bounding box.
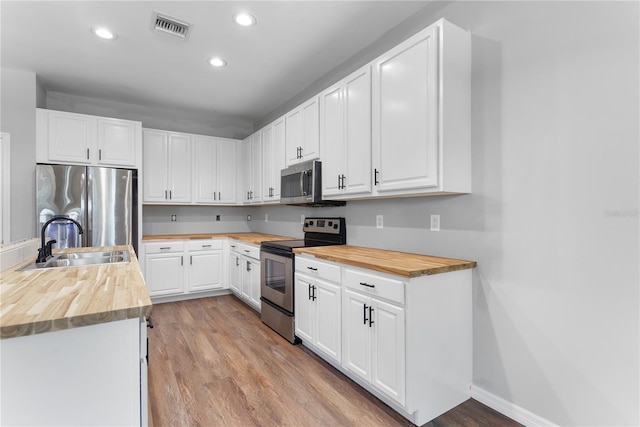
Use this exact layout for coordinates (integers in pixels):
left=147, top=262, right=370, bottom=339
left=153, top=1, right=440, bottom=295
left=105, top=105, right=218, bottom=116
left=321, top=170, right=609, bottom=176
left=279, top=160, right=345, bottom=207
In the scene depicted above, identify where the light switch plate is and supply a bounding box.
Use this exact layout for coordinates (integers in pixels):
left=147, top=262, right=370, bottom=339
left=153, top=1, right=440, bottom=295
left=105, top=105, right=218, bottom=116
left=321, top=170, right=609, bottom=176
left=265, top=213, right=269, bottom=222
left=430, top=214, right=440, bottom=231
left=376, top=215, right=383, bottom=229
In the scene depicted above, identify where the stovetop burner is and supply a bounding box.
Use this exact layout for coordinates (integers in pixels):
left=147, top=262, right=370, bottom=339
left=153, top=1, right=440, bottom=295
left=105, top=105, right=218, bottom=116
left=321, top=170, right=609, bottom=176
left=261, top=217, right=346, bottom=253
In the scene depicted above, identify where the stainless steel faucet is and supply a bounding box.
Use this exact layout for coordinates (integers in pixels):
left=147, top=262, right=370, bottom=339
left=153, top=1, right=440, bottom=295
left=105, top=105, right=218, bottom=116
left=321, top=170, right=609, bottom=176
left=37, top=215, right=84, bottom=263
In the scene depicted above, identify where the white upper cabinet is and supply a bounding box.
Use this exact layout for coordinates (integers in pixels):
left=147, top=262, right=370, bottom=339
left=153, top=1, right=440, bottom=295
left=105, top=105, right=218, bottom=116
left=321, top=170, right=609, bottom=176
left=242, top=132, right=262, bottom=203
left=320, top=65, right=372, bottom=199
left=285, top=95, right=320, bottom=166
left=261, top=116, right=286, bottom=202
left=96, top=118, right=138, bottom=166
left=216, top=138, right=239, bottom=204
left=372, top=19, right=471, bottom=197
left=36, top=109, right=140, bottom=168
left=192, top=136, right=238, bottom=204
left=142, top=129, right=191, bottom=204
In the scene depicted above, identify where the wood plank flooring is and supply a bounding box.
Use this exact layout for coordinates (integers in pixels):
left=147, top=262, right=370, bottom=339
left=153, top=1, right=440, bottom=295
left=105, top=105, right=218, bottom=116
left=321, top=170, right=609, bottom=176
left=148, top=295, right=521, bottom=427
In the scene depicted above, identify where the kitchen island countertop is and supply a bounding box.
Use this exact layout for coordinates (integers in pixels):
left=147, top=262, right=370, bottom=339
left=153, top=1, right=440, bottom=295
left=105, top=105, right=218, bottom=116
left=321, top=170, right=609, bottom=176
left=0, top=245, right=152, bottom=339
left=293, top=245, right=476, bottom=278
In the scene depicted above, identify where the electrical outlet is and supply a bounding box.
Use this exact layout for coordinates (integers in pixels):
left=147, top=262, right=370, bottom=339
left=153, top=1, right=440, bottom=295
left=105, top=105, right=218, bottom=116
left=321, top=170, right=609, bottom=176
left=171, top=214, right=177, bottom=222
left=265, top=213, right=269, bottom=222
left=247, top=214, right=252, bottom=221
left=376, top=214, right=383, bottom=229
left=215, top=214, right=221, bottom=221
left=301, top=214, right=305, bottom=225
left=430, top=214, right=440, bottom=231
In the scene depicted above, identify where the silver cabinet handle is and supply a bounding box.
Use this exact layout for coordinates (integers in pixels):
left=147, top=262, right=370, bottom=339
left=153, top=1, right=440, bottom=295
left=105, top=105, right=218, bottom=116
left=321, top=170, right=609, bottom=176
left=202, top=244, right=212, bottom=248
left=87, top=148, right=90, bottom=160
left=160, top=247, right=171, bottom=250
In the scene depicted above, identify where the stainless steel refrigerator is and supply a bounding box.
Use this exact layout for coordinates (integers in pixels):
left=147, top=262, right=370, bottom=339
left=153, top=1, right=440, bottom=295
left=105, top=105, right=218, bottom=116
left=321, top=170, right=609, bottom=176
left=36, top=164, right=138, bottom=253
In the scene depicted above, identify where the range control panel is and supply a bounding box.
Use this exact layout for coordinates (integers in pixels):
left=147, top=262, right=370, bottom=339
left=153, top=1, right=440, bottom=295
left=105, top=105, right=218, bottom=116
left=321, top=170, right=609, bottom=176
left=303, top=217, right=345, bottom=235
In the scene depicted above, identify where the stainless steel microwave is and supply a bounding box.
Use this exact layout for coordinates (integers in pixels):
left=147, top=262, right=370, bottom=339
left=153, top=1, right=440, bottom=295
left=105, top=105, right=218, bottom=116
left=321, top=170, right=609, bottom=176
left=279, top=160, right=345, bottom=206
left=280, top=160, right=322, bottom=205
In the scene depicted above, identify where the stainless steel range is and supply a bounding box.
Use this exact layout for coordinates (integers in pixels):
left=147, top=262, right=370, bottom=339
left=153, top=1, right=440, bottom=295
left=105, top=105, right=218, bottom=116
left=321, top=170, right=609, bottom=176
left=260, top=217, right=346, bottom=343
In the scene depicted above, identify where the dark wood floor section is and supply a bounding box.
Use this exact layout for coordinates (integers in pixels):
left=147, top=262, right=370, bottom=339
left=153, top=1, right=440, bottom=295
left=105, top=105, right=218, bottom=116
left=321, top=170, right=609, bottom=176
left=148, top=296, right=521, bottom=427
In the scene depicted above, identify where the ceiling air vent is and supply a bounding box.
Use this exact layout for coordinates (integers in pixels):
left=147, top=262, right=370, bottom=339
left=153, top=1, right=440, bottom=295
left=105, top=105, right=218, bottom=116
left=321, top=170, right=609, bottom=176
left=152, top=12, right=191, bottom=40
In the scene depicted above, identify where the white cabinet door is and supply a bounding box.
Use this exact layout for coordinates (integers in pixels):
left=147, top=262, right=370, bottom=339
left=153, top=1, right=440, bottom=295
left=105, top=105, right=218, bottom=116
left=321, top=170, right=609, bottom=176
left=168, top=133, right=191, bottom=203
left=188, top=250, right=223, bottom=292
left=320, top=84, right=344, bottom=197
left=342, top=288, right=372, bottom=382
left=228, top=252, right=241, bottom=294
left=372, top=25, right=439, bottom=193
left=272, top=117, right=286, bottom=199
left=294, top=273, right=314, bottom=343
left=240, top=258, right=252, bottom=301
left=371, top=298, right=406, bottom=406
left=248, top=258, right=261, bottom=309
left=261, top=116, right=286, bottom=202
left=144, top=252, right=184, bottom=296
left=216, top=138, right=238, bottom=204
left=261, top=124, right=275, bottom=201
left=47, top=110, right=94, bottom=164
left=142, top=130, right=169, bottom=203
left=343, top=67, right=372, bottom=196
left=320, top=66, right=371, bottom=198
left=300, top=96, right=320, bottom=162
left=285, top=96, right=319, bottom=165
left=249, top=132, right=262, bottom=203
left=96, top=118, right=137, bottom=167
left=192, top=135, right=217, bottom=203
left=314, top=278, right=342, bottom=362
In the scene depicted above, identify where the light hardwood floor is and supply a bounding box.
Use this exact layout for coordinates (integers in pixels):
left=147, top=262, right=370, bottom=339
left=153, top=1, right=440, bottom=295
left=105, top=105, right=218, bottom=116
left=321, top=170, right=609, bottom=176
left=148, top=295, right=521, bottom=427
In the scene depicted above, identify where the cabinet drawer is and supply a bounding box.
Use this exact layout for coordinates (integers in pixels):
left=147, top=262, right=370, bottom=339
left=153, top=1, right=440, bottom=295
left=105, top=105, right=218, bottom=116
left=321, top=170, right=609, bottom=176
left=343, top=268, right=405, bottom=305
left=144, top=241, right=185, bottom=254
left=296, top=256, right=340, bottom=283
left=229, top=240, right=260, bottom=259
left=186, top=240, right=223, bottom=251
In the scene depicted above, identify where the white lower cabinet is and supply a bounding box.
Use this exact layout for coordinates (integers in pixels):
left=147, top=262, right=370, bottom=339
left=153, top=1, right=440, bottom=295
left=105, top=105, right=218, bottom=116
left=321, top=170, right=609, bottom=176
left=294, top=254, right=472, bottom=426
left=228, top=240, right=261, bottom=311
left=143, top=240, right=225, bottom=299
left=343, top=288, right=405, bottom=406
left=144, top=242, right=185, bottom=297
left=1, top=317, right=147, bottom=426
left=294, top=270, right=342, bottom=364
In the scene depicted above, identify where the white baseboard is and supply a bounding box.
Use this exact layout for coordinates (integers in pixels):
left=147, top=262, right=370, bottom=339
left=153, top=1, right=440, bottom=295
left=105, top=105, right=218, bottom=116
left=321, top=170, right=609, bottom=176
left=470, top=385, right=556, bottom=427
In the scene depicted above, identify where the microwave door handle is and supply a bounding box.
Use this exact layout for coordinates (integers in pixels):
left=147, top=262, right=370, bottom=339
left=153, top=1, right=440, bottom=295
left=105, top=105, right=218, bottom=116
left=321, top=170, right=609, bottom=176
left=301, top=171, right=307, bottom=196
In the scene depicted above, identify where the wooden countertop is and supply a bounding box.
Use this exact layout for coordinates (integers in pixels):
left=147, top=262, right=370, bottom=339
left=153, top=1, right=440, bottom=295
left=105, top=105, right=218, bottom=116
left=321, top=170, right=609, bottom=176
left=293, top=245, right=476, bottom=278
left=143, top=232, right=295, bottom=246
left=0, top=245, right=152, bottom=339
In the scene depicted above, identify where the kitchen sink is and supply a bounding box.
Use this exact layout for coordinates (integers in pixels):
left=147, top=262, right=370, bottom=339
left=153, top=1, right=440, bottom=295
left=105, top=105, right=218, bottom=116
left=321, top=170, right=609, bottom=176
left=19, top=249, right=131, bottom=271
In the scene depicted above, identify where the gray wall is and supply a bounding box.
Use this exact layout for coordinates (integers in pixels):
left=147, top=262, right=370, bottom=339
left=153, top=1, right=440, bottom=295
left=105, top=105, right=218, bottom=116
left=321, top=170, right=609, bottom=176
left=252, top=1, right=639, bottom=425
left=0, top=67, right=37, bottom=242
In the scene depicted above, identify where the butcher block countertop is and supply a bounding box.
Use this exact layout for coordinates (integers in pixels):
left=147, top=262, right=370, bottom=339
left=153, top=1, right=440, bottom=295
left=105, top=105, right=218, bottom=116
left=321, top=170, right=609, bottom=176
left=0, top=245, right=152, bottom=339
left=143, top=232, right=295, bottom=246
left=293, top=245, right=476, bottom=278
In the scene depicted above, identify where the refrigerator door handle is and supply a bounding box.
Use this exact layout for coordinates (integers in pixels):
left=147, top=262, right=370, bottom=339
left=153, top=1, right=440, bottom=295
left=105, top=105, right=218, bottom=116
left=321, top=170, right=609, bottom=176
left=86, top=169, right=93, bottom=248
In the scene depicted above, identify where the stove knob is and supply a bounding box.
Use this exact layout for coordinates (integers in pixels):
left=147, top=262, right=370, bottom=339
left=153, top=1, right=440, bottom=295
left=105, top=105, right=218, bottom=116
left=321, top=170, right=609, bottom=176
left=309, top=220, right=314, bottom=225
left=304, top=222, right=309, bottom=227
left=328, top=221, right=333, bottom=227
left=333, top=224, right=338, bottom=229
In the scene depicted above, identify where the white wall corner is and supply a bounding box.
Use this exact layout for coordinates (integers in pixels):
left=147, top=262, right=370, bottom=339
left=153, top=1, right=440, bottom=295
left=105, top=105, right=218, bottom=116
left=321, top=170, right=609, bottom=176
left=470, top=385, right=557, bottom=427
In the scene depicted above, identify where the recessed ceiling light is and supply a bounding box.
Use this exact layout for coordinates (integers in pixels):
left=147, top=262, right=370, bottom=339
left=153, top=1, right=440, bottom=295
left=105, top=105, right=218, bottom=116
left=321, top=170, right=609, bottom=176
left=233, top=12, right=257, bottom=27
left=92, top=27, right=117, bottom=40
left=208, top=57, right=227, bottom=68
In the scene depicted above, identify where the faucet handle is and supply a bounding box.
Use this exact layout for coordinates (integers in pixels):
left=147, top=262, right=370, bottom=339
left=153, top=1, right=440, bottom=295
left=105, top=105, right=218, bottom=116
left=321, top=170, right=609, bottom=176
left=45, top=239, right=57, bottom=258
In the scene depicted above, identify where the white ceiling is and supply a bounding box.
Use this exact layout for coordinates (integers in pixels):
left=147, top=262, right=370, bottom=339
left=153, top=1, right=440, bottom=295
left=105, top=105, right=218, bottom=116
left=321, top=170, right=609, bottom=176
left=1, top=1, right=429, bottom=126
